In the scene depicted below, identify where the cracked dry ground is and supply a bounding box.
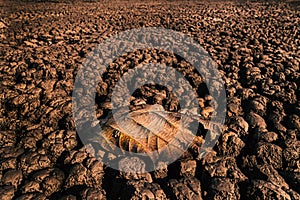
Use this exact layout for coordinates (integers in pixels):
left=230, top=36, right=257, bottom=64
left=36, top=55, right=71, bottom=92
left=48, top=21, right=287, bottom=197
left=0, top=1, right=299, bottom=199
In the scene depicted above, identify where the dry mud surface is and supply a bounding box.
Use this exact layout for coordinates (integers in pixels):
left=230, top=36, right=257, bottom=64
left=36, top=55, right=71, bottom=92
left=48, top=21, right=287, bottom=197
left=0, top=0, right=300, bottom=199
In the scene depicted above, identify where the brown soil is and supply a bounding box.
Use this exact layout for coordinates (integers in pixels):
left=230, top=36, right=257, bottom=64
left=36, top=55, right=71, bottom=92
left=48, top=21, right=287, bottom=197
left=0, top=0, right=299, bottom=199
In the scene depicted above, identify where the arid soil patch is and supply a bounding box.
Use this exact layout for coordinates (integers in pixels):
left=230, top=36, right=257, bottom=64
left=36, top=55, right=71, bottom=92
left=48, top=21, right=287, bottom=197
left=0, top=1, right=299, bottom=199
